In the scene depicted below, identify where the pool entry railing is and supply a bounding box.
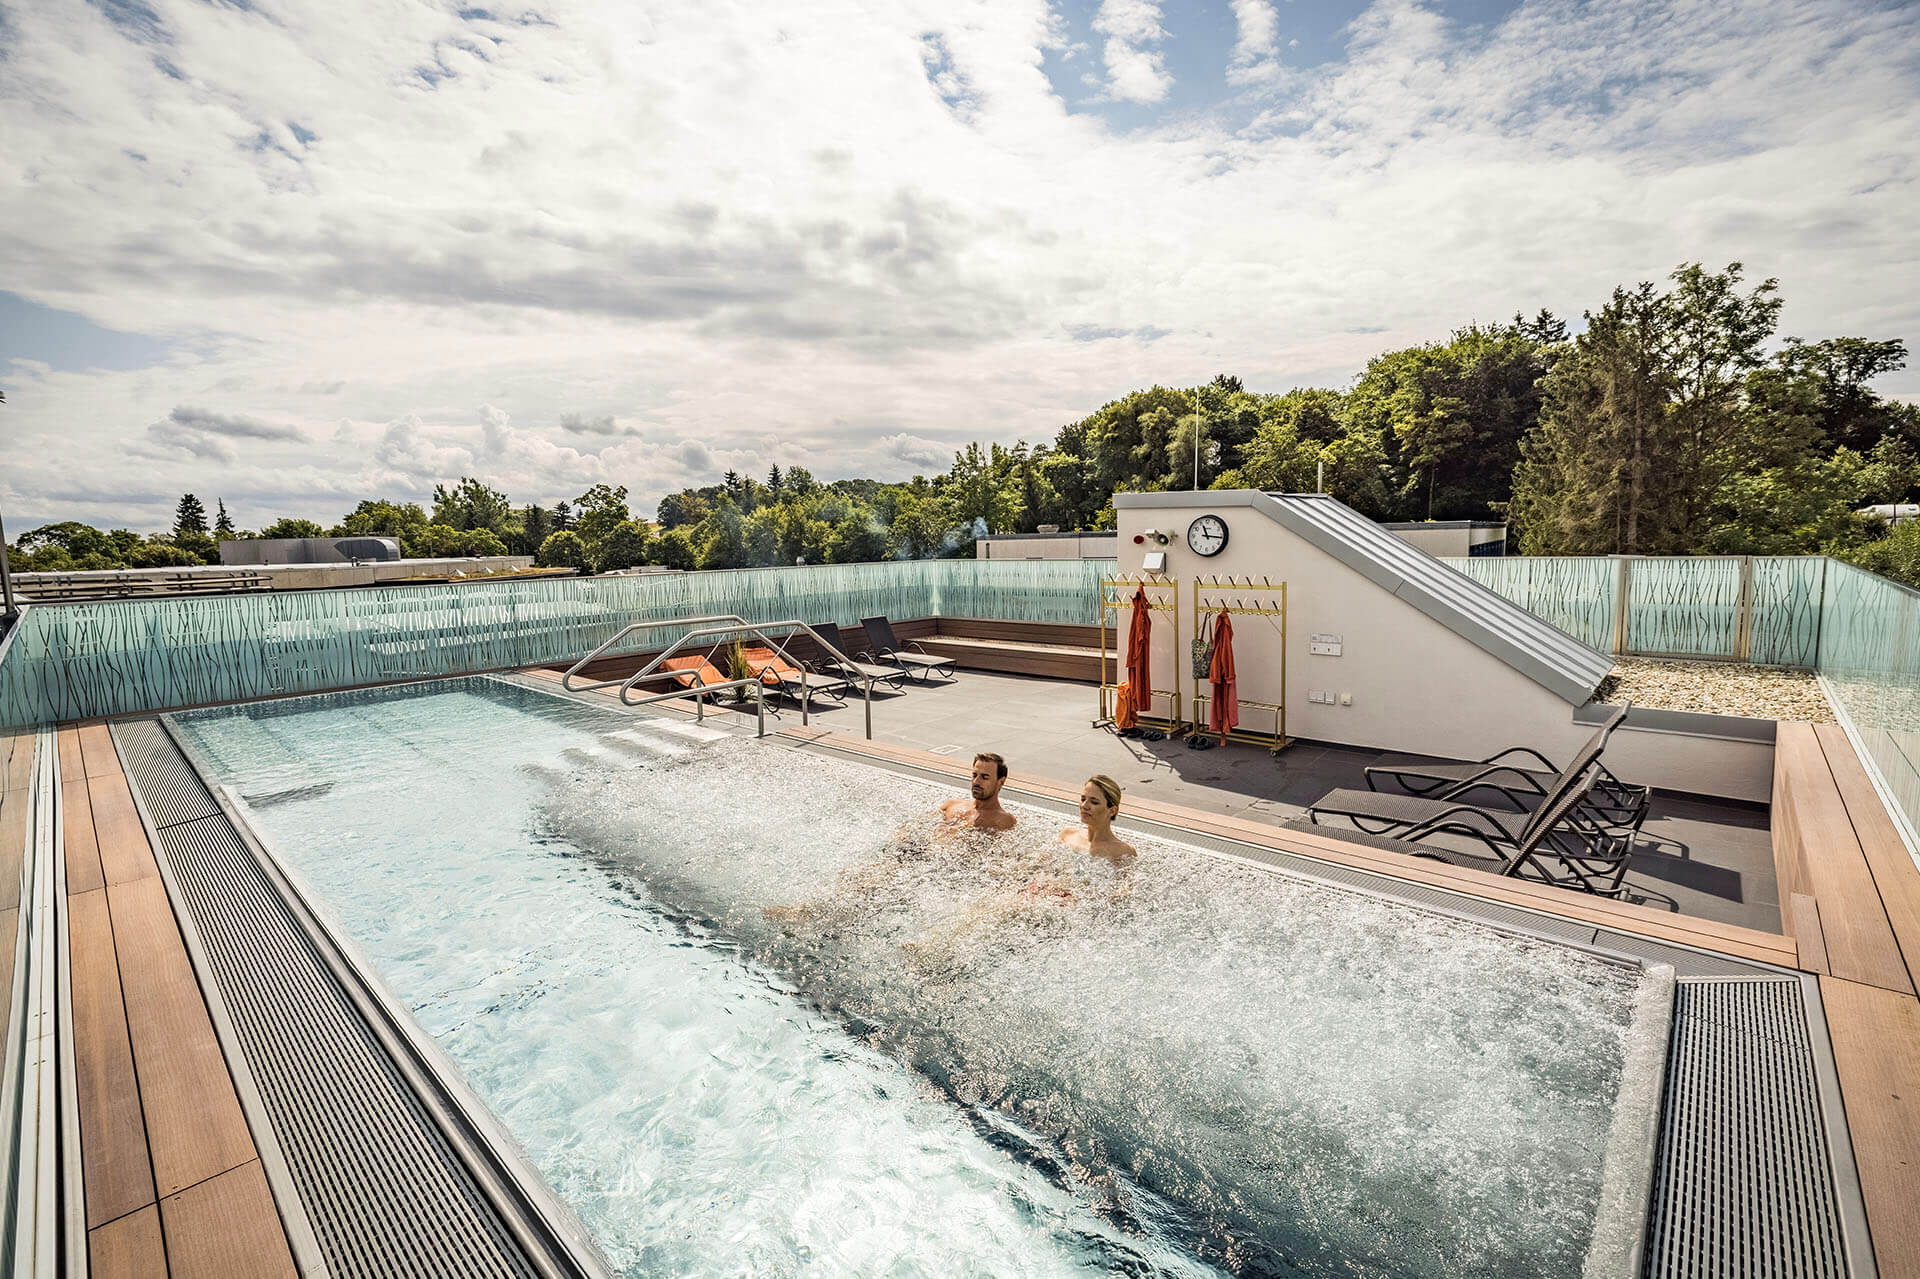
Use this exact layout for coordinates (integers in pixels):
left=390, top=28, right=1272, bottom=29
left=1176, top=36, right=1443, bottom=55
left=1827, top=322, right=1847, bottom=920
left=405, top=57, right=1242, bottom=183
left=562, top=615, right=882, bottom=738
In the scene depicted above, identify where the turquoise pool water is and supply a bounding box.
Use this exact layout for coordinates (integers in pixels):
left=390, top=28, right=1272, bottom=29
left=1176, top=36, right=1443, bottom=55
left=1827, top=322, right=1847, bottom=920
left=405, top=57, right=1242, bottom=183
left=172, top=677, right=1664, bottom=1277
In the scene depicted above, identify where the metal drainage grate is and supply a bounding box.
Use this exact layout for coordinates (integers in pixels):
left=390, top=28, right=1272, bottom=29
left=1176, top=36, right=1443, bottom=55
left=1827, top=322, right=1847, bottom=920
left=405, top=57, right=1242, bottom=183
left=113, top=720, right=219, bottom=828
left=116, top=718, right=606, bottom=1279
left=1643, top=979, right=1849, bottom=1278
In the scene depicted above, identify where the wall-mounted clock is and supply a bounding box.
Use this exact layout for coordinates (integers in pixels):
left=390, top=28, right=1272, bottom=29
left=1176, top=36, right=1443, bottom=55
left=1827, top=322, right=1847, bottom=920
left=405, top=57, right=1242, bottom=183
left=1187, top=514, right=1229, bottom=557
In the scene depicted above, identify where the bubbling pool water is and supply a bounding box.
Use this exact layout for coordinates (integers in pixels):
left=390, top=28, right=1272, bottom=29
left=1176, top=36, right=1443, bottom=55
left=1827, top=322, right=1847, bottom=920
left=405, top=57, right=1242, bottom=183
left=172, top=680, right=1663, bottom=1278
left=541, top=731, right=1653, bottom=1278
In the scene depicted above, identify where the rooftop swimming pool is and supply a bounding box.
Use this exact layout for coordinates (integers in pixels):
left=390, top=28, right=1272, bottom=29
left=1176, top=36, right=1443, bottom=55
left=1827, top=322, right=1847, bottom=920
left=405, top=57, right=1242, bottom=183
left=170, top=677, right=1671, bottom=1278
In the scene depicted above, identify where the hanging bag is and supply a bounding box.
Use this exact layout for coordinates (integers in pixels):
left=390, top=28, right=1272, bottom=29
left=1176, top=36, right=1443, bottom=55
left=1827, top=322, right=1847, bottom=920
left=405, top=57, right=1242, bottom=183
left=1191, top=613, right=1216, bottom=681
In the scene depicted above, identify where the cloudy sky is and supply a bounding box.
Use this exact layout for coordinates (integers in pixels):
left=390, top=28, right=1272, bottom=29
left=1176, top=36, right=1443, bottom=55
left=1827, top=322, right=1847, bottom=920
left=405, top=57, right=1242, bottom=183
left=3, top=0, right=1917, bottom=532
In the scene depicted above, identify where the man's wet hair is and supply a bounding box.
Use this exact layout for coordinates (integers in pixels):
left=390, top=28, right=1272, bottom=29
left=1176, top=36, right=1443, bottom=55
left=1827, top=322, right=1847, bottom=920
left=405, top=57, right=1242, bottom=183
left=974, top=752, right=1008, bottom=780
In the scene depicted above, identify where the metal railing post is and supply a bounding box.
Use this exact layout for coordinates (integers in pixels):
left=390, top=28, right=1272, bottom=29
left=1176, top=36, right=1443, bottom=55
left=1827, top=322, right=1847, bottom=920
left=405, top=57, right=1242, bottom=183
left=755, top=685, right=765, bottom=738
left=1734, top=555, right=1755, bottom=663
left=1611, top=557, right=1632, bottom=655
left=864, top=677, right=873, bottom=740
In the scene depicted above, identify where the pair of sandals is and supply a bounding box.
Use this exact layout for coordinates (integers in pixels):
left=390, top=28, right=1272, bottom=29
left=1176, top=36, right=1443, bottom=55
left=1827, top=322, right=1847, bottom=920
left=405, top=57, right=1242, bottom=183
left=1115, top=726, right=1167, bottom=742
left=1186, top=734, right=1219, bottom=751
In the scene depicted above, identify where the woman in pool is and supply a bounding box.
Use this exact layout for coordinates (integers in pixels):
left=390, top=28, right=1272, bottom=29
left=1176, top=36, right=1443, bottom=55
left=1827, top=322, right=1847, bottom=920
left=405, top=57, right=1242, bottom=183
left=1023, top=774, right=1137, bottom=903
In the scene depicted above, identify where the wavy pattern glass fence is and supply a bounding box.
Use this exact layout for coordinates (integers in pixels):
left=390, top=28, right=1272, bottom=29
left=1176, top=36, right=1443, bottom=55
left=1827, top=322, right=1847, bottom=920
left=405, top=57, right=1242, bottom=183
left=1816, top=560, right=1920, bottom=846
left=1441, top=555, right=1827, bottom=666
left=1441, top=557, right=1618, bottom=650
left=0, top=559, right=1117, bottom=726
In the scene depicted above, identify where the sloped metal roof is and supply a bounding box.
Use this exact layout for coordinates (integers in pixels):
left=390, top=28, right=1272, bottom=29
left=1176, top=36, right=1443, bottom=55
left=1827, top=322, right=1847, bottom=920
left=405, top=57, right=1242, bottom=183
left=1113, top=490, right=1614, bottom=704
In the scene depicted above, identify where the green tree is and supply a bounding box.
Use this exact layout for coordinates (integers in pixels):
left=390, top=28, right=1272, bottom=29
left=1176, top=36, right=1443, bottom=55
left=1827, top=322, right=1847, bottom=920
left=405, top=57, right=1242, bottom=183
left=1342, top=323, right=1557, bottom=520
left=214, top=500, right=236, bottom=538
left=652, top=527, right=697, bottom=570
left=827, top=513, right=891, bottom=563
left=948, top=442, right=1018, bottom=535
left=695, top=497, right=747, bottom=569
left=1511, top=283, right=1675, bottom=553
left=535, top=529, right=589, bottom=570
left=656, top=492, right=708, bottom=529
left=507, top=504, right=553, bottom=557
left=333, top=500, right=430, bottom=549
left=596, top=520, right=653, bottom=571
left=552, top=500, right=574, bottom=531
left=1837, top=518, right=1920, bottom=588
left=432, top=477, right=513, bottom=533
left=742, top=509, right=782, bottom=566
left=258, top=518, right=327, bottom=539
left=173, top=531, right=219, bottom=564
left=1661, top=262, right=1782, bottom=549
left=173, top=494, right=208, bottom=537
left=129, top=539, right=201, bottom=568
left=572, top=484, right=631, bottom=556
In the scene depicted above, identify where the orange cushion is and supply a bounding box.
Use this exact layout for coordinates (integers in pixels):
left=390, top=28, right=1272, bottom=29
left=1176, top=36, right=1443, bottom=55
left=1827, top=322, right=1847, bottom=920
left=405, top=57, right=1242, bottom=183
left=662, top=656, right=729, bottom=688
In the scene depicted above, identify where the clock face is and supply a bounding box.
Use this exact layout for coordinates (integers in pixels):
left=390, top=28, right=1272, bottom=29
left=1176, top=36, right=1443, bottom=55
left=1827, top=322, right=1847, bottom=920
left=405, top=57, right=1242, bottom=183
left=1187, top=515, right=1229, bottom=557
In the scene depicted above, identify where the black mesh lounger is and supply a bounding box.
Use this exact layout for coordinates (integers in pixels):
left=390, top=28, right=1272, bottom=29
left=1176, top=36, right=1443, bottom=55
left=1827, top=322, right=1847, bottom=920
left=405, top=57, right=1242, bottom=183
left=1291, top=768, right=1635, bottom=897
left=785, top=627, right=909, bottom=691
left=1310, top=727, right=1615, bottom=858
left=860, top=616, right=958, bottom=683
left=1362, top=702, right=1649, bottom=832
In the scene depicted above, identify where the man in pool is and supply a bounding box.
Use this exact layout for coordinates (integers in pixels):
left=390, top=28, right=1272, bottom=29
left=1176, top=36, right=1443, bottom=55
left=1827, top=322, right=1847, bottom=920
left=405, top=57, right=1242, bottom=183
left=935, top=752, right=1018, bottom=833
left=763, top=751, right=1015, bottom=922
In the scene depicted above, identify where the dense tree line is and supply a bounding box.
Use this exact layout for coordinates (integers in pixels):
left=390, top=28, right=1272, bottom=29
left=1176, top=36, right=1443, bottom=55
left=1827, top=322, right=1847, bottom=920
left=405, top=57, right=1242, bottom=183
left=10, top=262, right=1917, bottom=581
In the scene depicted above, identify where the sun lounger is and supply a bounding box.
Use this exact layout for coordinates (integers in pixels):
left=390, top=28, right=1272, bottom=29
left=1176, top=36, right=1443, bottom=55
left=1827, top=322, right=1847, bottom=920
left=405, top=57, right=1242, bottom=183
left=1290, top=767, right=1635, bottom=897
left=1363, top=702, right=1648, bottom=831
left=654, top=655, right=730, bottom=694
left=859, top=616, right=957, bottom=684
left=1309, top=725, right=1615, bottom=858
left=741, top=645, right=850, bottom=705
left=784, top=627, right=908, bottom=690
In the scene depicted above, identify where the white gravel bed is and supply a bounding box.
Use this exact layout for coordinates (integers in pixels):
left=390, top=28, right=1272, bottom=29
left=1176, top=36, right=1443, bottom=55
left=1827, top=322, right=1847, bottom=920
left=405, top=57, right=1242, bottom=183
left=1592, top=657, right=1836, bottom=724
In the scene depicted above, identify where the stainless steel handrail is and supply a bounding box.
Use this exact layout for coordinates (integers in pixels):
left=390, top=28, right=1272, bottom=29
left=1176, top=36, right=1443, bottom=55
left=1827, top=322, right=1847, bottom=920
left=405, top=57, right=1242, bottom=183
left=561, top=616, right=879, bottom=738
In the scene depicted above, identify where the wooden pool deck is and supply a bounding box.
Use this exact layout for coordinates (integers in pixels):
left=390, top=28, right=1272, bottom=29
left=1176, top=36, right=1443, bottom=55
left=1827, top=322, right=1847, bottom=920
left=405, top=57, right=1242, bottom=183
left=58, top=723, right=296, bottom=1278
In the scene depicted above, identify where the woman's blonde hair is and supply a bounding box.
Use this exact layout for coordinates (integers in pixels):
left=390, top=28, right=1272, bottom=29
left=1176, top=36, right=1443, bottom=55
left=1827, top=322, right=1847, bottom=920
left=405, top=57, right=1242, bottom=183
left=1086, top=774, right=1123, bottom=813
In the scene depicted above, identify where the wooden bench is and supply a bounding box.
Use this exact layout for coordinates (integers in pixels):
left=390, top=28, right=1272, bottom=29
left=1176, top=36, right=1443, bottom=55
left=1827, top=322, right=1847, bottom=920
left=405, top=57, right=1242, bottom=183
left=1771, top=720, right=1920, bottom=1278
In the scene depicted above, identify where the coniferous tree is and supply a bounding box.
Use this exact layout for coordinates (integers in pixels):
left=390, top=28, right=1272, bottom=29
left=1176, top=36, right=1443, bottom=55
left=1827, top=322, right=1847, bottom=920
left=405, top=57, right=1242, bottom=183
left=173, top=493, right=209, bottom=537
left=214, top=500, right=236, bottom=538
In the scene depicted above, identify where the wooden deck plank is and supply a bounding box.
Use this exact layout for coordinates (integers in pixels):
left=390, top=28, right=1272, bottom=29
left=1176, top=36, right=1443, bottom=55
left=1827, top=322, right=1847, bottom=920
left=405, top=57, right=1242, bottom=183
left=58, top=725, right=86, bottom=785
left=1761, top=723, right=1911, bottom=991
left=794, top=727, right=1803, bottom=967
left=80, top=721, right=123, bottom=778
left=106, top=874, right=256, bottom=1197
left=1817, top=723, right=1920, bottom=996
left=88, top=1205, right=168, bottom=1279
left=1820, top=975, right=1920, bottom=1279
left=1789, top=892, right=1829, bottom=976
left=0, top=787, right=25, bottom=912
left=91, top=772, right=160, bottom=887
left=0, top=909, right=15, bottom=1028
left=65, top=778, right=107, bottom=895
left=160, top=1160, right=297, bottom=1279
left=4, top=728, right=33, bottom=793
left=70, top=887, right=158, bottom=1229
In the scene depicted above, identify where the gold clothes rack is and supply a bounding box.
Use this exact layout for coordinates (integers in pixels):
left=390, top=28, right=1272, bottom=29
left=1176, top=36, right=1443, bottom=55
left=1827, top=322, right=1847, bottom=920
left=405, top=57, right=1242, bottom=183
left=1190, top=575, right=1290, bottom=752
left=1097, top=575, right=1185, bottom=731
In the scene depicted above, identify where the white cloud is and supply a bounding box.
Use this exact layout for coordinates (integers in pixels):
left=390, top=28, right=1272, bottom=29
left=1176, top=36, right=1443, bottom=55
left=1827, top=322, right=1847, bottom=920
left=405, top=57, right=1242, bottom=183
left=1092, top=0, right=1174, bottom=104
left=879, top=432, right=953, bottom=470
left=1228, top=0, right=1283, bottom=87
left=0, top=0, right=1914, bottom=532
